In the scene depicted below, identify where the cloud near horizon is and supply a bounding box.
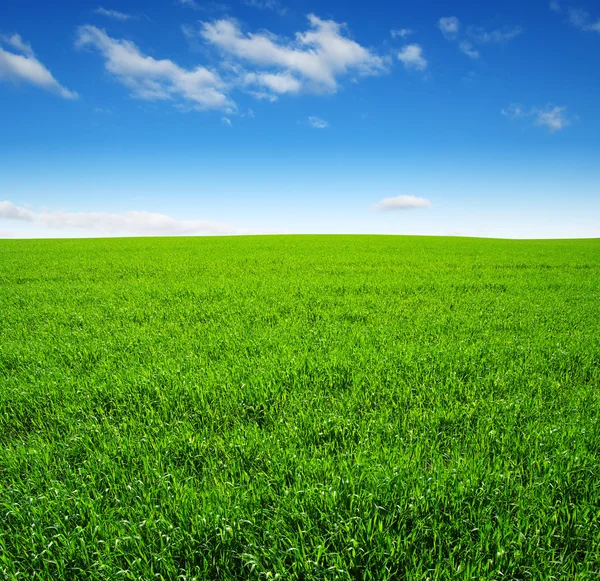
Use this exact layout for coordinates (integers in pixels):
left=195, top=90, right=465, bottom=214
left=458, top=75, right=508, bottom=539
left=0, top=33, right=78, bottom=99
left=373, top=195, right=432, bottom=212
left=0, top=201, right=237, bottom=236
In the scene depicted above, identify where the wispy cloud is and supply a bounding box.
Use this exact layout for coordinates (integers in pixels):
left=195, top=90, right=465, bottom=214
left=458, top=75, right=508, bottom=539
left=438, top=16, right=523, bottom=59
left=221, top=116, right=232, bottom=126
left=242, top=0, right=287, bottom=16
left=78, top=15, right=394, bottom=111
left=246, top=89, right=278, bottom=102
left=94, top=7, right=134, bottom=21
left=550, top=1, right=561, bottom=12
left=568, top=8, right=600, bottom=32
left=390, top=28, right=414, bottom=39
left=502, top=103, right=573, bottom=132
left=0, top=33, right=33, bottom=56
left=177, top=0, right=229, bottom=12
left=0, top=201, right=236, bottom=236
left=438, top=17, right=461, bottom=40
left=533, top=105, right=572, bottom=132
left=459, top=41, right=480, bottom=59
left=397, top=44, right=428, bottom=71
left=307, top=116, right=328, bottom=129
left=501, top=103, right=526, bottom=120
left=75, top=25, right=232, bottom=111
left=0, top=33, right=78, bottom=99
left=373, top=195, right=432, bottom=212
left=468, top=26, right=524, bottom=44
left=197, top=14, right=388, bottom=97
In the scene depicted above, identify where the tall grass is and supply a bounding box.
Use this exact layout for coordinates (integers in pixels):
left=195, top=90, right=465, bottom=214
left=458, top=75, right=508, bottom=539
left=1, top=235, right=599, bottom=579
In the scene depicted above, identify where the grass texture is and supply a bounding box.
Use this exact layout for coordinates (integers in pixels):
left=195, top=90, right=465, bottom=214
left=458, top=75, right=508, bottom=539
left=1, top=235, right=599, bottom=580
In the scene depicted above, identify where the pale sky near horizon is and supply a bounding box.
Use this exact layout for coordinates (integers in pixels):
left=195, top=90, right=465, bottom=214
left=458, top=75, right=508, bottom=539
left=1, top=0, right=599, bottom=239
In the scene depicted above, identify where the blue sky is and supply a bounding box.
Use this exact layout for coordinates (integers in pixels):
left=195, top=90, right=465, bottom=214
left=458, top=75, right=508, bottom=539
left=1, top=0, right=599, bottom=238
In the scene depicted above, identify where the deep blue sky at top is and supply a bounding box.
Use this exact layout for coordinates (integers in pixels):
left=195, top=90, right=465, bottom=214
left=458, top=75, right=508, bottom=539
left=1, top=0, right=599, bottom=238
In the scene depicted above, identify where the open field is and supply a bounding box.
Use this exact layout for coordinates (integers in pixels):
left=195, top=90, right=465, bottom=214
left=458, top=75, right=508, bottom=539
left=1, top=235, right=599, bottom=580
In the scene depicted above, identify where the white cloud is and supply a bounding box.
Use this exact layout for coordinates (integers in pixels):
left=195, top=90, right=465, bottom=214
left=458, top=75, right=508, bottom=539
left=246, top=89, right=278, bottom=102
left=438, top=17, right=461, bottom=40
left=373, top=195, right=432, bottom=212
left=307, top=116, right=328, bottom=128
left=439, top=17, right=522, bottom=59
left=198, top=14, right=388, bottom=95
left=0, top=201, right=33, bottom=220
left=75, top=25, right=232, bottom=111
left=94, top=7, right=134, bottom=21
left=569, top=8, right=588, bottom=28
left=390, top=28, right=413, bottom=39
left=459, top=41, right=480, bottom=59
left=177, top=0, right=228, bottom=10
left=397, top=44, right=427, bottom=71
left=533, top=105, right=571, bottom=132
left=0, top=34, right=78, bottom=99
left=243, top=0, right=287, bottom=16
left=502, top=103, right=573, bottom=132
left=221, top=116, right=232, bottom=126
left=244, top=71, right=302, bottom=93
left=568, top=8, right=600, bottom=32
left=0, top=33, right=34, bottom=56
left=469, top=26, right=524, bottom=44
left=0, top=201, right=236, bottom=236
left=501, top=103, right=525, bottom=120
left=77, top=15, right=396, bottom=111
left=550, top=1, right=561, bottom=12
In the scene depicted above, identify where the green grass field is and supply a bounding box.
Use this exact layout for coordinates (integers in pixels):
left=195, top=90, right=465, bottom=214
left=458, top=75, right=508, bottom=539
left=1, top=235, right=599, bottom=580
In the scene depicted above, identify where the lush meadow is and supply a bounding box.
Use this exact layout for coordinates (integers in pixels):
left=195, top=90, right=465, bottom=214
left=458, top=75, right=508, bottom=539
left=1, top=235, right=599, bottom=580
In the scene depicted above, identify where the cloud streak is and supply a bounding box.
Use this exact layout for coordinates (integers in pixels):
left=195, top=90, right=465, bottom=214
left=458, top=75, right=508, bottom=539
left=0, top=33, right=78, bottom=99
left=0, top=201, right=236, bottom=236
left=197, top=14, right=388, bottom=96
left=178, top=0, right=229, bottom=11
left=469, top=26, right=524, bottom=44
left=459, top=41, right=480, bottom=59
left=568, top=8, right=600, bottom=33
left=78, top=15, right=395, bottom=110
left=390, top=28, right=413, bottom=39
left=94, top=7, right=134, bottom=21
left=75, top=25, right=232, bottom=111
left=242, top=0, right=287, bottom=16
left=502, top=103, right=573, bottom=132
left=373, top=195, right=432, bottom=212
left=438, top=16, right=523, bottom=59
